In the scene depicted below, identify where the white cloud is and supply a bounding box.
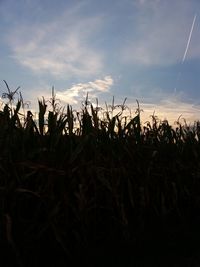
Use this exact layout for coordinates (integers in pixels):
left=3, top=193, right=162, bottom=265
left=7, top=6, right=103, bottom=78
left=56, top=76, right=113, bottom=104
left=128, top=97, right=200, bottom=124
left=142, top=101, right=200, bottom=125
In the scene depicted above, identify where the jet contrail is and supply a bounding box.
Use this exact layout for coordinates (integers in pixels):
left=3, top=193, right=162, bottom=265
left=174, top=14, right=197, bottom=94
left=182, top=14, right=197, bottom=63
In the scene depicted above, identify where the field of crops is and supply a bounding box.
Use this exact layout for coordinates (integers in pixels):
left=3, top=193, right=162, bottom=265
left=0, top=82, right=200, bottom=266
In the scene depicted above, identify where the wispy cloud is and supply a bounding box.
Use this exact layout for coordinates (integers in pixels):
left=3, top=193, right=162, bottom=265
left=56, top=76, right=113, bottom=104
left=6, top=4, right=103, bottom=78
left=140, top=98, right=200, bottom=124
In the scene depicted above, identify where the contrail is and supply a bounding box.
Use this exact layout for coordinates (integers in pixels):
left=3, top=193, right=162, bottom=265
left=174, top=14, right=197, bottom=94
left=182, top=14, right=197, bottom=63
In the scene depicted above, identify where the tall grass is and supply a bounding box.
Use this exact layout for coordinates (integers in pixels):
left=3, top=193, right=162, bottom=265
left=0, top=82, right=200, bottom=266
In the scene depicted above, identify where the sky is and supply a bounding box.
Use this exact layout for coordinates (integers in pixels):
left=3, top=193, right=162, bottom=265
left=0, top=0, right=200, bottom=124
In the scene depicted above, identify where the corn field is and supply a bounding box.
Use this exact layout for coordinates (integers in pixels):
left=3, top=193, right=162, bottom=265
left=0, top=82, right=200, bottom=266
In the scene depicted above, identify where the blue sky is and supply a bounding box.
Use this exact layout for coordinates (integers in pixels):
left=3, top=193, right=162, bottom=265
left=0, top=0, right=200, bottom=123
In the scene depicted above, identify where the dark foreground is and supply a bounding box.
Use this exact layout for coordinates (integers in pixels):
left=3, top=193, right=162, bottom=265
left=0, top=95, right=200, bottom=266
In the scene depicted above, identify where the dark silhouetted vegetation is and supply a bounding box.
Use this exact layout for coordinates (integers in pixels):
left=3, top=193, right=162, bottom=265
left=0, top=82, right=200, bottom=266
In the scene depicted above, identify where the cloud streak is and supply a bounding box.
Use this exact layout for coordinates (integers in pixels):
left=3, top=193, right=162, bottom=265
left=122, top=1, right=200, bottom=67
left=182, top=14, right=197, bottom=63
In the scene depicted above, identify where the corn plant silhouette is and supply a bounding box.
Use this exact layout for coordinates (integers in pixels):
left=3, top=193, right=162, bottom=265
left=1, top=80, right=20, bottom=115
